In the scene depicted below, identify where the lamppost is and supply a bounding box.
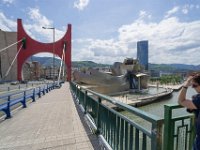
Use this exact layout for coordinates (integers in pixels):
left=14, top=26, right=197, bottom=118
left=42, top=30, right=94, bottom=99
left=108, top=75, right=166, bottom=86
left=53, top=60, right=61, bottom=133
left=42, top=26, right=55, bottom=85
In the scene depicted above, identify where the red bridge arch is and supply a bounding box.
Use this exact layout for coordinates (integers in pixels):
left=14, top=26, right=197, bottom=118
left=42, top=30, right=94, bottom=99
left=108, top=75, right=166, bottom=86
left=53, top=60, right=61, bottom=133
left=17, top=19, right=71, bottom=81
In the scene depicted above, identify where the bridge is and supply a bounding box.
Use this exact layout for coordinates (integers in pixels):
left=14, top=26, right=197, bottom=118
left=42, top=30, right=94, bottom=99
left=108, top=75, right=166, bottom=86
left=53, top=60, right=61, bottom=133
left=0, top=19, right=196, bottom=150
left=0, top=82, right=99, bottom=149
left=0, top=81, right=196, bottom=150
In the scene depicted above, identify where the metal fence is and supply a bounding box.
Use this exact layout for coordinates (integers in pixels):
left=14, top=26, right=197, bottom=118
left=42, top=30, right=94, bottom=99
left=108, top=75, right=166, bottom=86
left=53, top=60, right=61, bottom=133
left=70, top=82, right=196, bottom=150
left=0, top=83, right=55, bottom=118
left=163, top=104, right=195, bottom=150
left=70, top=82, right=163, bottom=150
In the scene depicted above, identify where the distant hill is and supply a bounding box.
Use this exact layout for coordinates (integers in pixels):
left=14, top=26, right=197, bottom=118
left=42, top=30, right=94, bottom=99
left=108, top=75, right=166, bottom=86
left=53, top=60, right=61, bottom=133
left=28, top=56, right=61, bottom=67
left=28, top=56, right=200, bottom=71
left=72, top=61, right=110, bottom=68
left=149, top=64, right=175, bottom=72
left=28, top=56, right=110, bottom=68
left=169, top=64, right=200, bottom=71
left=149, top=63, right=200, bottom=72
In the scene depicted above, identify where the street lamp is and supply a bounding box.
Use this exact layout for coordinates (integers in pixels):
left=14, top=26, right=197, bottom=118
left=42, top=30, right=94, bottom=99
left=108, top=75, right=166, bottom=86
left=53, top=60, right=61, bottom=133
left=42, top=26, right=55, bottom=85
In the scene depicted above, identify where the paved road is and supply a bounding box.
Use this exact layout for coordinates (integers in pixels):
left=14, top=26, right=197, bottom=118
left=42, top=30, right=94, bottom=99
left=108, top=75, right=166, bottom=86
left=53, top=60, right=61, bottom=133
left=0, top=83, right=97, bottom=150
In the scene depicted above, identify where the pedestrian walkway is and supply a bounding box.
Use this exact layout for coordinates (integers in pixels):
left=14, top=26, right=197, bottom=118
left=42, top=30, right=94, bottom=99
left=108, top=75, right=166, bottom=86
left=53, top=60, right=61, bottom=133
left=0, top=83, right=97, bottom=150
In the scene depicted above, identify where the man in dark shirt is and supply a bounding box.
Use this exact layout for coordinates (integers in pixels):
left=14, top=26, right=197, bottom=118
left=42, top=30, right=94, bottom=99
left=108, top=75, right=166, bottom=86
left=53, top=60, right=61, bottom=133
left=178, top=74, right=200, bottom=150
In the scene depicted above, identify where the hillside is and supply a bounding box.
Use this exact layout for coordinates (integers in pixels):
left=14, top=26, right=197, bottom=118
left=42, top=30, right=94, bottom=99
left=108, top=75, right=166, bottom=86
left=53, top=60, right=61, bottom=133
left=28, top=56, right=200, bottom=71
left=149, top=63, right=200, bottom=72
left=72, top=61, right=110, bottom=68
left=28, top=56, right=110, bottom=68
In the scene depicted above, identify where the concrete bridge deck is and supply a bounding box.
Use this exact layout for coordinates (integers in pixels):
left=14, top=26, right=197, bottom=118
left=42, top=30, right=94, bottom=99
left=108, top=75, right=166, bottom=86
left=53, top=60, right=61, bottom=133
left=0, top=83, right=98, bottom=150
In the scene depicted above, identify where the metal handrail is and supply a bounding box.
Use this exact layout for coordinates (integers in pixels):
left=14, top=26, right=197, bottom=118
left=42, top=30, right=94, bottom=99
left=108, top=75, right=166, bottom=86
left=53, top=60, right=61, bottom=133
left=72, top=81, right=163, bottom=122
left=0, top=83, right=55, bottom=118
left=163, top=104, right=195, bottom=150
left=70, top=81, right=164, bottom=150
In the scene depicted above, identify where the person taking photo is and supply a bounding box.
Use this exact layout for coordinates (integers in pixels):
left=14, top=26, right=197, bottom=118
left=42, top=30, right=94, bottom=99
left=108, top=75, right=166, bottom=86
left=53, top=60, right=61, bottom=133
left=178, top=74, right=200, bottom=150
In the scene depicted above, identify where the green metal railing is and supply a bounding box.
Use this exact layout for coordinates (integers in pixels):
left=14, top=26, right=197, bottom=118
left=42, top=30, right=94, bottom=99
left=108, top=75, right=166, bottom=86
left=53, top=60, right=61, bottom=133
left=70, top=82, right=163, bottom=150
left=70, top=82, right=196, bottom=150
left=163, top=104, right=195, bottom=150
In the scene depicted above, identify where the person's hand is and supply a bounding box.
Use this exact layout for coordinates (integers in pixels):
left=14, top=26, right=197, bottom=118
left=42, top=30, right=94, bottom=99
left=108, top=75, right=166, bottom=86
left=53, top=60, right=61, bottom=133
left=183, top=76, right=193, bottom=87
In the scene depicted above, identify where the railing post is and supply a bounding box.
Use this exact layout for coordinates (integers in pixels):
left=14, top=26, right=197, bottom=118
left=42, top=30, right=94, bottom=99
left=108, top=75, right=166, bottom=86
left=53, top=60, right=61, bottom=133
left=51, top=83, right=52, bottom=88
left=49, top=84, right=51, bottom=91
left=163, top=105, right=173, bottom=150
left=39, top=87, right=41, bottom=98
left=22, top=91, right=27, bottom=108
left=151, top=121, right=163, bottom=150
left=46, top=84, right=49, bottom=93
left=75, top=85, right=78, bottom=100
left=78, top=87, right=81, bottom=104
left=5, top=96, right=11, bottom=119
left=32, top=88, right=36, bottom=102
left=189, top=117, right=196, bottom=150
left=53, top=82, right=55, bottom=89
left=96, top=97, right=102, bottom=134
left=43, top=86, right=45, bottom=95
left=84, top=91, right=87, bottom=114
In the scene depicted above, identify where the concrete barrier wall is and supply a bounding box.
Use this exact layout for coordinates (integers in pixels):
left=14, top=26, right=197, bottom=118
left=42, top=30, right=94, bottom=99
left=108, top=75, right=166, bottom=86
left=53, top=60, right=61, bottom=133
left=0, top=30, right=17, bottom=81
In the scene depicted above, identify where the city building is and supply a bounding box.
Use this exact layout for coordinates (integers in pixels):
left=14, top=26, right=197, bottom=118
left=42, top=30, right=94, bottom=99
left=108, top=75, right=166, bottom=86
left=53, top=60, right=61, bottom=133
left=137, top=40, right=148, bottom=70
left=43, top=66, right=59, bottom=79
left=0, top=30, right=17, bottom=81
left=22, top=61, right=41, bottom=81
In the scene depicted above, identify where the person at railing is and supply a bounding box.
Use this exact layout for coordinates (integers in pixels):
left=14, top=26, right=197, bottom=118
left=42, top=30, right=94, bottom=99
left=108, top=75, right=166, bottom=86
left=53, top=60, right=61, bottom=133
left=178, top=74, right=200, bottom=150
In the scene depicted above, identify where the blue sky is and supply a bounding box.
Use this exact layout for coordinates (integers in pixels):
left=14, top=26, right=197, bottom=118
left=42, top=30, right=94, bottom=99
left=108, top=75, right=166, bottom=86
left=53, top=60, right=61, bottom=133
left=0, top=0, right=200, bottom=65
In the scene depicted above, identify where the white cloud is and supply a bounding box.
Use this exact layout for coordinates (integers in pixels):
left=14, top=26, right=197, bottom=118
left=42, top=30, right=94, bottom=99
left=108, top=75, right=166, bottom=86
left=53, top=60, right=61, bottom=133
left=139, top=10, right=152, bottom=20
left=1, top=6, right=200, bottom=65
left=2, top=0, right=14, bottom=4
left=182, top=8, right=188, bottom=14
left=73, top=37, right=133, bottom=64
left=139, top=11, right=147, bottom=18
left=165, top=6, right=179, bottom=18
left=74, top=0, right=90, bottom=11
left=28, top=8, right=52, bottom=27
left=165, top=4, right=199, bottom=17
left=74, top=15, right=200, bottom=65
left=182, top=4, right=192, bottom=14
left=0, top=8, right=65, bottom=47
left=26, top=7, right=65, bottom=43
left=118, top=17, right=200, bottom=65
left=26, top=8, right=55, bottom=42
left=181, top=4, right=199, bottom=15
left=0, top=12, right=16, bottom=31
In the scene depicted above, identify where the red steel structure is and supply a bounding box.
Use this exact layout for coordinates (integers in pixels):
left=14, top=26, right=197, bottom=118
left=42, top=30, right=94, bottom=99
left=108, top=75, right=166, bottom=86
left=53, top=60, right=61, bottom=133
left=17, top=19, right=71, bottom=81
